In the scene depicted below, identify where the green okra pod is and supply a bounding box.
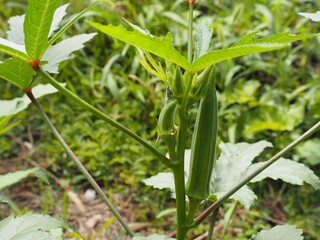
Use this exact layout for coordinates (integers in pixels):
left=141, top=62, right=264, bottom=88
left=158, top=100, right=178, bottom=162
left=186, top=67, right=218, bottom=200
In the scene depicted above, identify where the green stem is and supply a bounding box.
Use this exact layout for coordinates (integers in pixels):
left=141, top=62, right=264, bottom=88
left=187, top=3, right=194, bottom=63
left=25, top=90, right=134, bottom=237
left=186, top=197, right=200, bottom=224
left=38, top=69, right=173, bottom=168
left=193, top=120, right=320, bottom=225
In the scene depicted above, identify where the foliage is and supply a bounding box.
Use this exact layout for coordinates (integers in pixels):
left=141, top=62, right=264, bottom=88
left=0, top=0, right=320, bottom=239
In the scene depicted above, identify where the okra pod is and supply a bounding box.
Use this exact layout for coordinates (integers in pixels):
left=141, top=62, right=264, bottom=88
left=186, top=67, right=218, bottom=200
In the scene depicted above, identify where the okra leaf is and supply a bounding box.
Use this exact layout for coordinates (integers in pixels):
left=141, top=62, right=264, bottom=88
left=88, top=21, right=191, bottom=71
left=194, top=23, right=213, bottom=59
left=24, top=0, right=61, bottom=60
left=0, top=38, right=29, bottom=62
left=0, top=83, right=65, bottom=117
left=248, top=158, right=320, bottom=190
left=250, top=225, right=303, bottom=240
left=298, top=11, right=320, bottom=22
left=296, top=139, right=320, bottom=165
left=42, top=33, right=97, bottom=73
left=7, top=15, right=25, bottom=45
left=133, top=234, right=176, bottom=240
left=0, top=168, right=39, bottom=190
left=191, top=32, right=318, bottom=72
left=0, top=58, right=34, bottom=89
left=0, top=214, right=63, bottom=240
left=210, top=141, right=272, bottom=209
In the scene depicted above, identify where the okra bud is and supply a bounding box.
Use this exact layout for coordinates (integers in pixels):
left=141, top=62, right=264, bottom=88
left=186, top=67, right=218, bottom=200
left=158, top=101, right=178, bottom=159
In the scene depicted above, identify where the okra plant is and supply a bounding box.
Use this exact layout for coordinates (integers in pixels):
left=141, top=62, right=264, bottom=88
left=0, top=0, right=320, bottom=239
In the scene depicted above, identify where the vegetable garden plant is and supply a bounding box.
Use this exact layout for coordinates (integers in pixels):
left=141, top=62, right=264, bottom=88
left=0, top=0, right=320, bottom=239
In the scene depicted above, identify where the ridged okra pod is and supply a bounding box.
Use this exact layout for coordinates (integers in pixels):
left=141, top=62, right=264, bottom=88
left=186, top=67, right=218, bottom=200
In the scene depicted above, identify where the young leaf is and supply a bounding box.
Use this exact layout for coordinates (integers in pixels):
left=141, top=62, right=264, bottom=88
left=42, top=33, right=97, bottom=73
left=210, top=141, right=272, bottom=209
left=248, top=158, right=320, bottom=190
left=191, top=32, right=318, bottom=72
left=133, top=234, right=176, bottom=240
left=24, top=0, right=61, bottom=60
left=88, top=22, right=191, bottom=70
left=0, top=168, right=39, bottom=190
left=0, top=214, right=63, bottom=240
left=0, top=83, right=65, bottom=117
left=194, top=23, right=213, bottom=59
left=0, top=58, right=34, bottom=89
left=251, top=225, right=303, bottom=240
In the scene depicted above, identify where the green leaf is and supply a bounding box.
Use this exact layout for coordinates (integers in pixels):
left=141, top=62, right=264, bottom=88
left=0, top=38, right=29, bottom=62
left=24, top=0, right=61, bottom=60
left=296, top=139, right=320, bottom=165
left=210, top=141, right=272, bottom=209
left=194, top=23, right=213, bottom=59
left=7, top=15, right=25, bottom=45
left=251, top=225, right=303, bottom=240
left=0, top=214, right=63, bottom=240
left=0, top=168, right=39, bottom=190
left=0, top=83, right=65, bottom=117
left=88, top=21, right=191, bottom=70
left=47, top=1, right=98, bottom=48
left=0, top=58, right=34, bottom=89
left=42, top=33, right=96, bottom=73
left=191, top=32, right=318, bottom=72
left=249, top=158, right=320, bottom=190
left=133, top=234, right=176, bottom=240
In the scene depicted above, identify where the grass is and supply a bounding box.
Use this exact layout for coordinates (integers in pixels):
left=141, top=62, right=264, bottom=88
left=1, top=0, right=320, bottom=238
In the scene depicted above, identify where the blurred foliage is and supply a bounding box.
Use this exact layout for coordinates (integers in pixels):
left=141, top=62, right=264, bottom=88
left=1, top=0, right=320, bottom=238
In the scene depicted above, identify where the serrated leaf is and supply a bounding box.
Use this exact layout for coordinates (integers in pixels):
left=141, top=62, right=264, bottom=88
left=7, top=15, right=25, bottom=45
left=248, top=158, right=320, bottom=190
left=48, top=4, right=69, bottom=37
left=251, top=225, right=303, bottom=240
left=24, top=0, right=61, bottom=59
left=0, top=83, right=65, bottom=117
left=0, top=58, right=34, bottom=89
left=0, top=168, right=39, bottom=190
left=143, top=172, right=175, bottom=191
left=42, top=33, right=96, bottom=73
left=210, top=141, right=272, bottom=209
left=298, top=11, right=320, bottom=22
left=194, top=23, right=213, bottom=59
left=191, top=32, right=317, bottom=72
left=296, top=139, right=320, bottom=165
left=0, top=38, right=29, bottom=62
left=0, top=214, right=63, bottom=240
left=133, top=234, right=176, bottom=240
left=88, top=21, right=191, bottom=71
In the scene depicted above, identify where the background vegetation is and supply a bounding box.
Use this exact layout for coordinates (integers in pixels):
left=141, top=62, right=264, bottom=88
left=1, top=0, right=320, bottom=239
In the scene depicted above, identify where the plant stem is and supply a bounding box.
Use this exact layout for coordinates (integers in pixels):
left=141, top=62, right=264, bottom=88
left=207, top=208, right=219, bottom=240
left=187, top=3, right=194, bottom=63
left=194, top=120, right=320, bottom=225
left=24, top=89, right=135, bottom=237
left=38, top=69, right=173, bottom=168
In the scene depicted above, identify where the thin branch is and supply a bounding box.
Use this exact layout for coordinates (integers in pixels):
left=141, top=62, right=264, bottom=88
left=194, top=120, right=320, bottom=225
left=24, top=89, right=135, bottom=237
